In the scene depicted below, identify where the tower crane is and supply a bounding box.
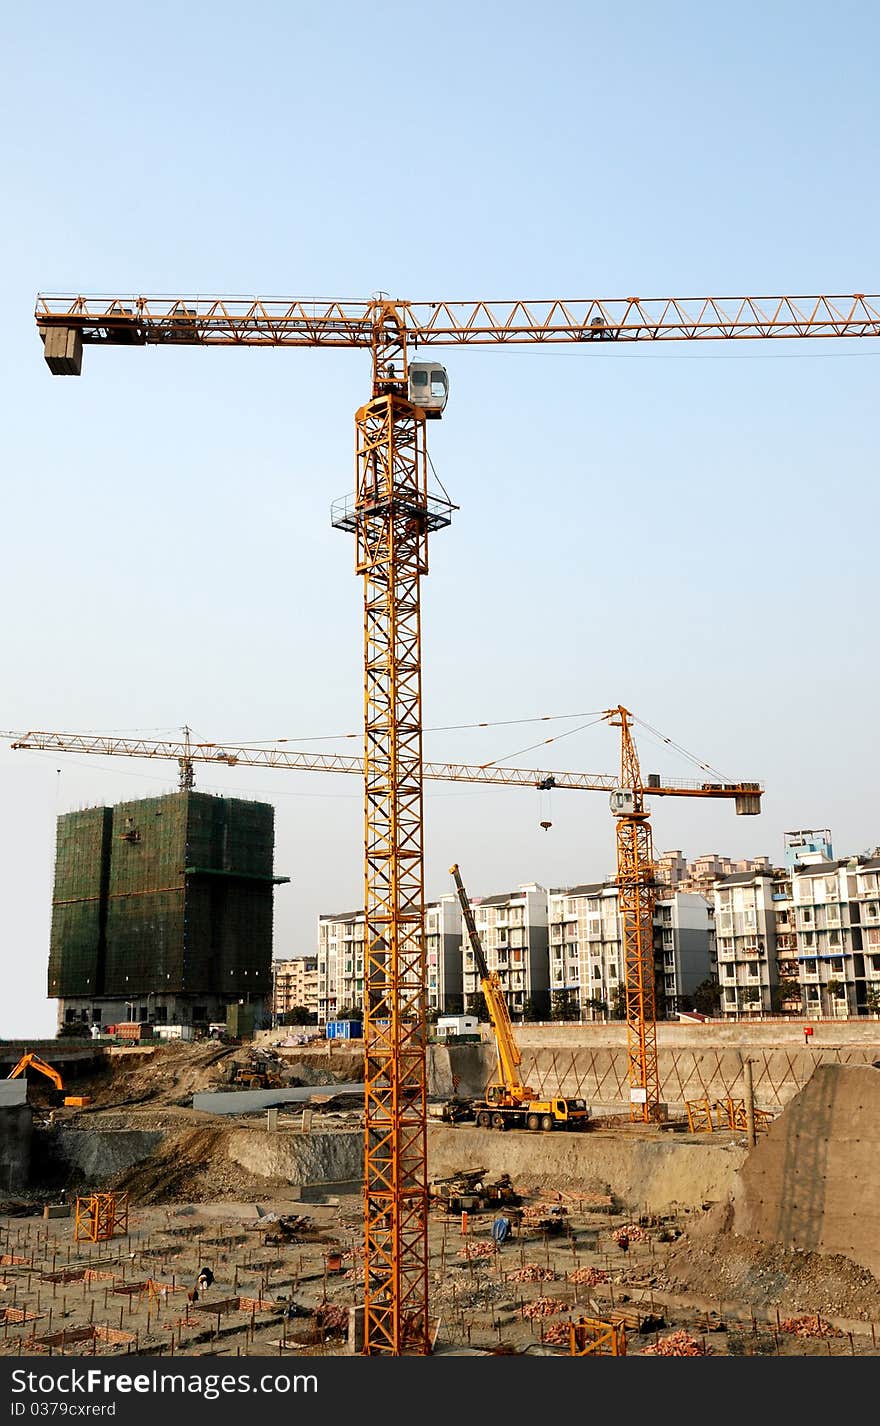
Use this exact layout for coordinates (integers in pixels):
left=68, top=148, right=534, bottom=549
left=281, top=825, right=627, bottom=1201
left=33, top=289, right=869, bottom=1354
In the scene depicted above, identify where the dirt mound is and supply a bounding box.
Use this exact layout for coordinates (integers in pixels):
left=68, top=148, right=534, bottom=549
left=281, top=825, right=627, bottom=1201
left=76, top=1042, right=238, bottom=1113
left=657, top=1225, right=880, bottom=1322
left=107, top=1124, right=297, bottom=1205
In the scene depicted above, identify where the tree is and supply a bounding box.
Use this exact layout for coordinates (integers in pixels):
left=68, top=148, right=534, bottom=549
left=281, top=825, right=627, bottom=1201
left=335, top=1005, right=361, bottom=1022
left=610, top=984, right=627, bottom=1020
left=551, top=990, right=580, bottom=1022
left=522, top=992, right=549, bottom=1022
left=770, top=976, right=800, bottom=1014
left=584, top=996, right=608, bottom=1019
left=279, top=1005, right=316, bottom=1026
left=466, top=991, right=488, bottom=1021
left=691, top=978, right=721, bottom=1016
left=865, top=986, right=880, bottom=1016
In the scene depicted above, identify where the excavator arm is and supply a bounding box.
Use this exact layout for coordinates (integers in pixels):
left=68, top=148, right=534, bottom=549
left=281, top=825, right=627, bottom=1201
left=449, top=864, right=532, bottom=1103
left=7, top=1053, right=64, bottom=1091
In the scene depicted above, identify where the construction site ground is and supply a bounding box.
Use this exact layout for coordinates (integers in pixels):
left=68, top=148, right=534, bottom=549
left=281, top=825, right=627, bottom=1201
left=5, top=1038, right=880, bottom=1358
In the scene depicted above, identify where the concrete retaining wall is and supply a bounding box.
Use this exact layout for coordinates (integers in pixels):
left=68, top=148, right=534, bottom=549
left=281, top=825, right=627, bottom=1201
left=0, top=1104, right=33, bottom=1194
left=426, top=1123, right=746, bottom=1214
left=438, top=1038, right=880, bottom=1114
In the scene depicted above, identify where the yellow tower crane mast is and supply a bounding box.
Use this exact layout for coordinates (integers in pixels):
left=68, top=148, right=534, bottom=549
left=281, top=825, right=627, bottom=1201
left=33, top=289, right=873, bottom=1354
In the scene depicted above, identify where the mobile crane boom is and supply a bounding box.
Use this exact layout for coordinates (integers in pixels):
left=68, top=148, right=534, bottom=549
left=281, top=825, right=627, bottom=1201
left=448, top=864, right=590, bottom=1132
left=449, top=862, right=532, bottom=1102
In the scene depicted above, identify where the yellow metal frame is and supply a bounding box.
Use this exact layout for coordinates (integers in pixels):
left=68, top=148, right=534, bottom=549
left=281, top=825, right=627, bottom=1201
left=74, top=1192, right=129, bottom=1243
left=686, top=1097, right=773, bottom=1134
left=609, top=708, right=661, bottom=1122
left=570, top=1316, right=627, bottom=1355
left=347, top=371, right=450, bottom=1356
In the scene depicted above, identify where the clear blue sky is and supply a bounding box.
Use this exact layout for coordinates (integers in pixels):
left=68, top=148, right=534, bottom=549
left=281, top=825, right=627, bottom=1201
left=2, top=0, right=879, bottom=1036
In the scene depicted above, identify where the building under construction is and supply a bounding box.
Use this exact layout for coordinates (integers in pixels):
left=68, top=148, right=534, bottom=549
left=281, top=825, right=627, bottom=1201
left=48, top=791, right=287, bottom=1033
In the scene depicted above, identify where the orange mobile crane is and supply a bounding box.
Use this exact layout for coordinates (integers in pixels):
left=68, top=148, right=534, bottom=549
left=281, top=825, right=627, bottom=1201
left=33, top=289, right=869, bottom=1354
left=448, top=862, right=590, bottom=1132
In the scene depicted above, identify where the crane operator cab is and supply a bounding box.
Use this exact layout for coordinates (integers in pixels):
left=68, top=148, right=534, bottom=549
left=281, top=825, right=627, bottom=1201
left=408, top=361, right=448, bottom=418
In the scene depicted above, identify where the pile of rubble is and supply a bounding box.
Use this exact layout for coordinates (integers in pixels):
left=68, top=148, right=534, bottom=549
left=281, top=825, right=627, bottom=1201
left=522, top=1296, right=569, bottom=1320
left=568, top=1266, right=608, bottom=1286
left=613, top=1223, right=649, bottom=1245
left=457, top=1241, right=495, bottom=1260
left=542, top=1321, right=574, bottom=1347
left=641, top=1330, right=711, bottom=1356
left=504, top=1264, right=556, bottom=1284
left=779, top=1314, right=843, bottom=1338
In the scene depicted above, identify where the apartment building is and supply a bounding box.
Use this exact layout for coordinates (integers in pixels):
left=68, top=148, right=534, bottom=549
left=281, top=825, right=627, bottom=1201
left=317, top=909, right=362, bottom=1024
left=460, top=883, right=549, bottom=1020
left=713, top=870, right=779, bottom=1015
left=272, top=955, right=319, bottom=1020
left=316, top=897, right=463, bottom=1023
left=657, top=850, right=772, bottom=900
left=426, top=895, right=463, bottom=1013
left=792, top=857, right=880, bottom=1018
left=712, top=849, right=880, bottom=1018
left=656, top=893, right=716, bottom=1009
left=547, top=883, right=714, bottom=1020
left=548, top=882, right=621, bottom=1020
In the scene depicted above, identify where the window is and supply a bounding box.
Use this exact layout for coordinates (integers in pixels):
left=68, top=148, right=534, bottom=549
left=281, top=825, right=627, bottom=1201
left=829, top=958, right=844, bottom=975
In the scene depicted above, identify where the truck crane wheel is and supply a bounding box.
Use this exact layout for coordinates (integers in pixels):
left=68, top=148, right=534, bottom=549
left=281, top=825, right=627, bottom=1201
left=491, top=1113, right=507, bottom=1131
left=540, top=1114, right=554, bottom=1132
left=527, top=1113, right=540, bottom=1131
left=477, top=1110, right=492, bottom=1128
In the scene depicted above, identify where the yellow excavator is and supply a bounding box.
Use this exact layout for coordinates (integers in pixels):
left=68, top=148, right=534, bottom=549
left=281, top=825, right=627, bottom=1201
left=7, top=1052, right=91, bottom=1108
left=448, top=863, right=590, bottom=1132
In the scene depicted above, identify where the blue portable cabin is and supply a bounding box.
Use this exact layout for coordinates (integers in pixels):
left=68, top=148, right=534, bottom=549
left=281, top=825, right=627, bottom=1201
left=326, top=1019, right=363, bottom=1040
